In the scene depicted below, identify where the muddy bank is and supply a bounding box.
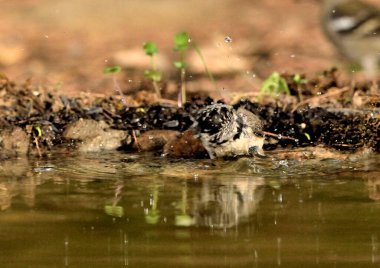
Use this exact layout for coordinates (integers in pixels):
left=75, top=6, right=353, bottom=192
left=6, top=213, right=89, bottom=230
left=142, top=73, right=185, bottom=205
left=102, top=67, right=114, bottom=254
left=0, top=70, right=379, bottom=159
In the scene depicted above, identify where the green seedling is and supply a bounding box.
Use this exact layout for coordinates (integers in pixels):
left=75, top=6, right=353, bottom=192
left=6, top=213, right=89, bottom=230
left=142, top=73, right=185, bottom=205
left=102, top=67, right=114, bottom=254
left=33, top=125, right=42, bottom=157
left=103, top=65, right=127, bottom=105
left=260, top=72, right=290, bottom=98
left=143, top=41, right=162, bottom=98
left=173, top=32, right=190, bottom=106
left=103, top=65, right=122, bottom=74
left=293, top=74, right=308, bottom=101
left=34, top=126, right=42, bottom=137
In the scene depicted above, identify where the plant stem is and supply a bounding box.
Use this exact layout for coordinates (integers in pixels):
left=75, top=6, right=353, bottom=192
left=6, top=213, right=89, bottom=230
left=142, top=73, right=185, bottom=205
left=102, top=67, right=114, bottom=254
left=297, top=86, right=303, bottom=102
left=151, top=56, right=161, bottom=98
left=152, top=81, right=161, bottom=98
left=181, top=67, right=186, bottom=105
left=113, top=75, right=127, bottom=106
left=192, top=42, right=228, bottom=101
left=151, top=56, right=157, bottom=70
left=179, top=50, right=186, bottom=105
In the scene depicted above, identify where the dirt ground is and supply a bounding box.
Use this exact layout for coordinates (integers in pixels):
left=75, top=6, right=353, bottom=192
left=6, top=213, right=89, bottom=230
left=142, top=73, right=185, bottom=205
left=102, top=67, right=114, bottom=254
left=0, top=0, right=379, bottom=159
left=1, top=0, right=379, bottom=98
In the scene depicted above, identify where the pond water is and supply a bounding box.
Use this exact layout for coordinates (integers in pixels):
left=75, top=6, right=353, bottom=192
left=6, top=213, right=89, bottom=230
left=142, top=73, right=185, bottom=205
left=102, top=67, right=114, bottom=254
left=0, top=151, right=380, bottom=267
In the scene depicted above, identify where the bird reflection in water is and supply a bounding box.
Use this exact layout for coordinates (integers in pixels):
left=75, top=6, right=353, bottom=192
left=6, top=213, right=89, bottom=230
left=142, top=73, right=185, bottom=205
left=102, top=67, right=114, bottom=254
left=185, top=177, right=265, bottom=229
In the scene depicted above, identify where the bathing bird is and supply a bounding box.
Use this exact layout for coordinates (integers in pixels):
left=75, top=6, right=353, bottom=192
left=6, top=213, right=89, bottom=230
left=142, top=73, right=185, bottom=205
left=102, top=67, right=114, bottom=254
left=193, top=103, right=264, bottom=159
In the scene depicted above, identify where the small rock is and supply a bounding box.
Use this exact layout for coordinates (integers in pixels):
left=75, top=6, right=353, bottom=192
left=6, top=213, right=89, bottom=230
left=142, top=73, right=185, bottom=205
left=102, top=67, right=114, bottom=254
left=63, top=119, right=129, bottom=152
left=0, top=127, right=29, bottom=158
left=63, top=119, right=109, bottom=140
left=133, top=130, right=180, bottom=152
left=163, top=129, right=208, bottom=158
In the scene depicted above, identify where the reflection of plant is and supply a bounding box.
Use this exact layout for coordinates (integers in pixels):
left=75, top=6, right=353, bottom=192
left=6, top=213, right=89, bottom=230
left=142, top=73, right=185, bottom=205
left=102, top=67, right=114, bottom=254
left=173, top=32, right=190, bottom=106
left=143, top=42, right=162, bottom=98
left=104, top=180, right=124, bottom=218
left=145, top=183, right=160, bottom=224
left=103, top=65, right=127, bottom=105
left=175, top=181, right=194, bottom=227
left=260, top=72, right=290, bottom=98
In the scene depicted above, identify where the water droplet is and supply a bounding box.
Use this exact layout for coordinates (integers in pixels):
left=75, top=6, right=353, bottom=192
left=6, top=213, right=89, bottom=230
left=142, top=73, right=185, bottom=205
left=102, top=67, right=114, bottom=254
left=224, top=36, right=233, bottom=43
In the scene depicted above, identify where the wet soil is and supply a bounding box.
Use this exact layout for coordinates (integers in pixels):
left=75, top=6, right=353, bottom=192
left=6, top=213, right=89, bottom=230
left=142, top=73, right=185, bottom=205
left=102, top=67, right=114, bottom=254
left=0, top=69, right=378, bottom=159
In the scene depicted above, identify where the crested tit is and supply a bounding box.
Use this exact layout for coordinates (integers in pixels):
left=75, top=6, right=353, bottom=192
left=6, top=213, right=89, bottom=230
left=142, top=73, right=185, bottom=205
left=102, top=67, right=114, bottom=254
left=193, top=104, right=264, bottom=159
left=321, top=0, right=380, bottom=77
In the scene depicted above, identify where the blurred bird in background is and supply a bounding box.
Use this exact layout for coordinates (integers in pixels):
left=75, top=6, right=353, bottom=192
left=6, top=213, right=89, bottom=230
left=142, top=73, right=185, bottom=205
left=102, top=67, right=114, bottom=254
left=320, top=0, right=380, bottom=78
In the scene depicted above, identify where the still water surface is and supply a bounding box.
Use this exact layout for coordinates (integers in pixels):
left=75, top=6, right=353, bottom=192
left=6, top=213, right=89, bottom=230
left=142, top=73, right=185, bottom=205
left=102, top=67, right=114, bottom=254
left=0, top=151, right=379, bottom=267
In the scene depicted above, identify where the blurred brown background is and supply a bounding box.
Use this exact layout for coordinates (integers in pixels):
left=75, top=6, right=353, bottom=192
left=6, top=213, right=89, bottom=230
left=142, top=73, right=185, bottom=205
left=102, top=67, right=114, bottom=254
left=0, top=0, right=379, bottom=96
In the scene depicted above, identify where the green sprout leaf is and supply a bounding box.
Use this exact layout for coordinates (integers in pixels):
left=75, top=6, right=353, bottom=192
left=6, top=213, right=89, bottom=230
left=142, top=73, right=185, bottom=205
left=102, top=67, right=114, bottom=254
left=304, top=133, right=311, bottom=141
left=293, top=74, right=308, bottom=85
left=260, top=72, right=290, bottom=97
left=174, top=32, right=190, bottom=51
left=34, top=126, right=42, bottom=137
left=103, top=65, right=122, bottom=74
left=143, top=42, right=158, bottom=56
left=144, top=70, right=162, bottom=82
left=173, top=61, right=187, bottom=69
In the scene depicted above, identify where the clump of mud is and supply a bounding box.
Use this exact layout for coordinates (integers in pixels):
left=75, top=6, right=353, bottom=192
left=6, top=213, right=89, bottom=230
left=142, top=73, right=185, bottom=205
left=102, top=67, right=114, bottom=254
left=0, top=69, right=379, bottom=159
